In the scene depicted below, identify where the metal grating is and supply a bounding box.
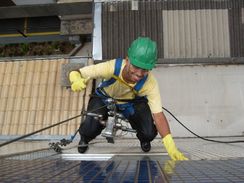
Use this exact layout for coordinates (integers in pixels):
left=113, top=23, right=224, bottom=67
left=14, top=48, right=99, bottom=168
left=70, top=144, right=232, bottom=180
left=101, top=0, right=244, bottom=62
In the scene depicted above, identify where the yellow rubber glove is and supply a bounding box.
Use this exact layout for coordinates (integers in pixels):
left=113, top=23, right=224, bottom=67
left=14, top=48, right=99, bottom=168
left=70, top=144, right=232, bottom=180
left=163, top=160, right=176, bottom=175
left=162, top=134, right=188, bottom=161
left=69, top=71, right=89, bottom=92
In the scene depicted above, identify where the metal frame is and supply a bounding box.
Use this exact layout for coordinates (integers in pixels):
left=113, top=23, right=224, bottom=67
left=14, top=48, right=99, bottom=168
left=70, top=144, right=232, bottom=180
left=92, top=2, right=102, bottom=60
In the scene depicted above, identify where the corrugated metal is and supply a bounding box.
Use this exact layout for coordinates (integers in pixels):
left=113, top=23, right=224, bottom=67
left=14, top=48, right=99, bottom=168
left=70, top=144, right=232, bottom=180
left=227, top=0, right=243, bottom=57
left=101, top=0, right=244, bottom=63
left=163, top=9, right=230, bottom=58
left=0, top=59, right=92, bottom=136
left=102, top=1, right=163, bottom=59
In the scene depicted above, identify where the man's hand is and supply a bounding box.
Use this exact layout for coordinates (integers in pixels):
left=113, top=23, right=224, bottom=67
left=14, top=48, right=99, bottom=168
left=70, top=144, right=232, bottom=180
left=69, top=71, right=89, bottom=92
left=162, top=134, right=188, bottom=161
left=163, top=160, right=176, bottom=175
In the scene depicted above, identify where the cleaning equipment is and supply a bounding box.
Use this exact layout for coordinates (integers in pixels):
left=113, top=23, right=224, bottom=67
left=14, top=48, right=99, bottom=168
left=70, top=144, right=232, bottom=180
left=86, top=97, right=136, bottom=144
left=50, top=97, right=136, bottom=152
left=128, top=37, right=157, bottom=70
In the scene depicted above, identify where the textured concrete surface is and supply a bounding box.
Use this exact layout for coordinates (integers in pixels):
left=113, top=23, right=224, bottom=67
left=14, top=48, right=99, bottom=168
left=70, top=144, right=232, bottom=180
left=2, top=136, right=244, bottom=161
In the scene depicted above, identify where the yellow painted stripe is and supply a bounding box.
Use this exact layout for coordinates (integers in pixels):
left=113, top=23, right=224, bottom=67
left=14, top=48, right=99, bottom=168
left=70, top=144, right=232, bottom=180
left=0, top=31, right=60, bottom=38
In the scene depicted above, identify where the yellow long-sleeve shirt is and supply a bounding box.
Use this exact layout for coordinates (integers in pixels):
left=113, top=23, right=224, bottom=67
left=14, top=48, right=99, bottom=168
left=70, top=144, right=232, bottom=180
left=79, top=59, right=163, bottom=113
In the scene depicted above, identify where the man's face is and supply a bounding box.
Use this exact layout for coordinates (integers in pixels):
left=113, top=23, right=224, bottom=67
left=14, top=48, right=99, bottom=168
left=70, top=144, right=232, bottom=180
left=126, top=59, right=149, bottom=83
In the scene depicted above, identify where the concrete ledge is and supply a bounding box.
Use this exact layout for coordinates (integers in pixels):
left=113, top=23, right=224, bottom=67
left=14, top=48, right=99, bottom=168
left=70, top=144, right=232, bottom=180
left=61, top=62, right=85, bottom=87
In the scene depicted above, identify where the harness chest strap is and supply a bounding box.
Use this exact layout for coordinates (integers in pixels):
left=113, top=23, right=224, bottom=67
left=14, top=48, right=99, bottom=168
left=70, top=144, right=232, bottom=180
left=111, top=75, right=138, bottom=95
left=98, top=58, right=148, bottom=95
left=96, top=58, right=148, bottom=118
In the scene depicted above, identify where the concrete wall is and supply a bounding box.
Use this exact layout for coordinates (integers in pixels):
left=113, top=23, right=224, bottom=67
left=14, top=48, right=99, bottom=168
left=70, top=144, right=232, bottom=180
left=153, top=64, right=244, bottom=137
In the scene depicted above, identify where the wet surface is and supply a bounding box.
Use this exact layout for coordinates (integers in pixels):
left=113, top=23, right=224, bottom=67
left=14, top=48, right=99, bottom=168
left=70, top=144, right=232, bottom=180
left=1, top=155, right=244, bottom=182
left=1, top=137, right=244, bottom=182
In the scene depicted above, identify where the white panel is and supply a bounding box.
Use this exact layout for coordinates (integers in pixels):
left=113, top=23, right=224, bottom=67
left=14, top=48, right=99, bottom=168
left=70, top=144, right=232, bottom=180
left=222, top=10, right=231, bottom=57
left=131, top=0, right=139, bottom=11
left=200, top=9, right=208, bottom=57
left=162, top=9, right=230, bottom=58
left=196, top=9, right=202, bottom=57
left=173, top=11, right=179, bottom=57
left=153, top=65, right=244, bottom=137
left=185, top=10, right=191, bottom=57
left=162, top=11, right=169, bottom=58
left=242, top=8, right=244, bottom=24
left=93, top=3, right=102, bottom=60
left=212, top=9, right=218, bottom=56
left=206, top=10, right=213, bottom=56
left=179, top=10, right=186, bottom=57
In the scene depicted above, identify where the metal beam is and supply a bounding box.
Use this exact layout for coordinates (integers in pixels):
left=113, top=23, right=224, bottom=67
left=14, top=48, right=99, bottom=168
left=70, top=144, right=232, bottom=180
left=0, top=2, right=93, bottom=19
left=0, top=0, right=15, bottom=7
left=157, top=57, right=244, bottom=65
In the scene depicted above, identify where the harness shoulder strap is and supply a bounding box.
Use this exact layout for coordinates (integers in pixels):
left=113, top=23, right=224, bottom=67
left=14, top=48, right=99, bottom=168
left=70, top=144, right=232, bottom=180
left=98, top=58, right=122, bottom=88
left=134, top=75, right=148, bottom=92
left=97, top=58, right=147, bottom=95
left=114, top=58, right=122, bottom=76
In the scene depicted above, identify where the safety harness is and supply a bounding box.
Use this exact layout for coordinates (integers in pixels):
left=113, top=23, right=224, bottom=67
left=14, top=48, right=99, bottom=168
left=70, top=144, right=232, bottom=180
left=95, top=58, right=148, bottom=118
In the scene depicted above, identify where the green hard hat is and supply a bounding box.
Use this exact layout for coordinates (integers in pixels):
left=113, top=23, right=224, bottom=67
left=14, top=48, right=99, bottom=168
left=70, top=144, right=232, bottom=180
left=128, top=37, right=157, bottom=70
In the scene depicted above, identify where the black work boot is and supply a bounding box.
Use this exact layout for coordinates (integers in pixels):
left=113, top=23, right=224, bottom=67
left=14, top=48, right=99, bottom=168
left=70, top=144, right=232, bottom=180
left=78, top=136, right=88, bottom=153
left=140, top=141, right=151, bottom=152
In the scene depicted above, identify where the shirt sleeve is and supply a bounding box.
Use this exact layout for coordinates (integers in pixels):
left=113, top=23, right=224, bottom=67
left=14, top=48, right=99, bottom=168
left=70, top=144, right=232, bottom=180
left=79, top=59, right=115, bottom=79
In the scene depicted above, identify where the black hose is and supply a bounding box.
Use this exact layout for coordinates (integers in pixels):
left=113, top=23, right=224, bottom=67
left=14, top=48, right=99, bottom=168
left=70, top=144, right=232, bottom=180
left=162, top=107, right=244, bottom=144
left=0, top=114, right=81, bottom=148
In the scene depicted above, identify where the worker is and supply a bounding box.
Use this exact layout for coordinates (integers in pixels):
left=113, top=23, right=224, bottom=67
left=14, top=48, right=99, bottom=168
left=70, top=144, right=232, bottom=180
left=69, top=37, right=188, bottom=161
